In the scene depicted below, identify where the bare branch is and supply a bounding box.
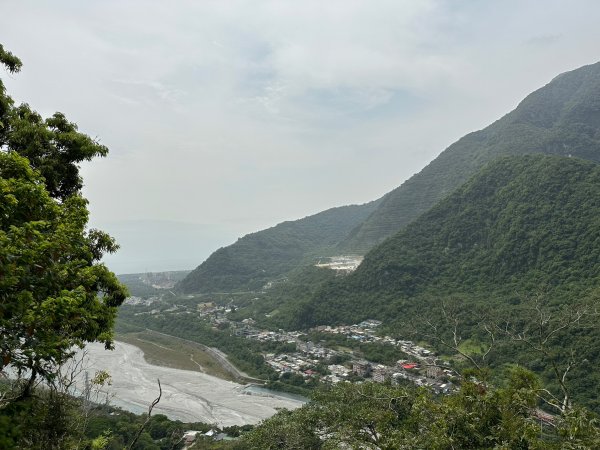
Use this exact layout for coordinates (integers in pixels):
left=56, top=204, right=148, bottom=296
left=127, top=378, right=162, bottom=450
left=491, top=300, right=597, bottom=413
left=481, top=324, right=495, bottom=363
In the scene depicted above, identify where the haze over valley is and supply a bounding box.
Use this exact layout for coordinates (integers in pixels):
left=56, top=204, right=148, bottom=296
left=3, top=2, right=600, bottom=449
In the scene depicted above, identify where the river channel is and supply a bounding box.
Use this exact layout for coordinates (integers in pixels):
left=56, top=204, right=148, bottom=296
left=80, top=342, right=305, bottom=426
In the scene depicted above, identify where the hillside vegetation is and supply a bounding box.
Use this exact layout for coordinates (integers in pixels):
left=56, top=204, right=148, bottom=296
left=177, top=201, right=379, bottom=293
left=349, top=155, right=599, bottom=304
left=279, top=155, right=600, bottom=410
left=182, top=60, right=600, bottom=294
left=293, top=155, right=600, bottom=323
left=340, top=60, right=600, bottom=252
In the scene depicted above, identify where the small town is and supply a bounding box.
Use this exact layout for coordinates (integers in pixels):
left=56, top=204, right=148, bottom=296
left=250, top=320, right=456, bottom=394
left=130, top=297, right=458, bottom=394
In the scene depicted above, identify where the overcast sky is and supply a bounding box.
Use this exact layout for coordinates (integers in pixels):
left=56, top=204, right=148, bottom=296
left=2, top=1, right=600, bottom=273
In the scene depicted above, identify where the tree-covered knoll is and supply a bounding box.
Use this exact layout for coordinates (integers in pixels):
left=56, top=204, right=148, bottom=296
left=177, top=200, right=380, bottom=293
left=226, top=369, right=600, bottom=449
left=340, top=60, right=600, bottom=253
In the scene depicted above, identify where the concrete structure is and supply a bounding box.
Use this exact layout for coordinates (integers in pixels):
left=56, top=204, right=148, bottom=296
left=426, top=365, right=443, bottom=380
left=372, top=365, right=389, bottom=383
left=352, top=360, right=371, bottom=377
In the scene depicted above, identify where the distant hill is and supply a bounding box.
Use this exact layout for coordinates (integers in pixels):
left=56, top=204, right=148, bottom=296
left=340, top=61, right=600, bottom=252
left=118, top=270, right=190, bottom=298
left=177, top=201, right=380, bottom=293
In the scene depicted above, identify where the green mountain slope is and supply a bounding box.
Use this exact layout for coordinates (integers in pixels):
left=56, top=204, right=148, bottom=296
left=177, top=201, right=380, bottom=293
left=340, top=61, right=600, bottom=253
left=287, top=155, right=600, bottom=410
left=179, top=60, right=600, bottom=295
left=298, top=155, right=600, bottom=326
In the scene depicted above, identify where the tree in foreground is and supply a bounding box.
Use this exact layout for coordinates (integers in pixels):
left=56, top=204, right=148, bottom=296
left=0, top=43, right=127, bottom=447
left=0, top=151, right=126, bottom=390
left=231, top=369, right=600, bottom=450
left=230, top=301, right=600, bottom=449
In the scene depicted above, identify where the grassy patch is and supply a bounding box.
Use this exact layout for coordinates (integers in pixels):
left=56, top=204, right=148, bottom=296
left=336, top=346, right=355, bottom=354
left=116, top=331, right=236, bottom=382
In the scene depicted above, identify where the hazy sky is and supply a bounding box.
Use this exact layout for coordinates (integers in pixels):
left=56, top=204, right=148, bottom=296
left=2, top=1, right=600, bottom=273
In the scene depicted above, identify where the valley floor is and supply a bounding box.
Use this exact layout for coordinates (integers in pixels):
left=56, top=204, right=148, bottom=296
left=80, top=341, right=305, bottom=426
left=116, top=330, right=239, bottom=381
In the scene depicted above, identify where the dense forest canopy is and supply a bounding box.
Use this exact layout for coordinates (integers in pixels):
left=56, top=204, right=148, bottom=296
left=294, top=155, right=600, bottom=326
left=230, top=375, right=600, bottom=449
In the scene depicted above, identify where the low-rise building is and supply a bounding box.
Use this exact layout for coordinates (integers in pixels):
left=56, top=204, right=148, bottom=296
left=183, top=430, right=200, bottom=445
left=372, top=365, right=389, bottom=383
left=426, top=365, right=443, bottom=380
left=352, top=360, right=371, bottom=377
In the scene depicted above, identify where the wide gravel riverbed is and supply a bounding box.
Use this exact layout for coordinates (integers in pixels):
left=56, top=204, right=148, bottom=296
left=81, top=341, right=305, bottom=426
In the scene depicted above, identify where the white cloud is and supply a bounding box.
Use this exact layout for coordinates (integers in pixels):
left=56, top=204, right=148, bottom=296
left=2, top=0, right=600, bottom=271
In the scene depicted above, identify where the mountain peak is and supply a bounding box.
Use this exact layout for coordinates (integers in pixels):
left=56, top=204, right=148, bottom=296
left=339, top=60, right=600, bottom=253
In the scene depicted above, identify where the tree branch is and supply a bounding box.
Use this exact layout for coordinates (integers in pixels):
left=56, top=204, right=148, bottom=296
left=127, top=378, right=162, bottom=450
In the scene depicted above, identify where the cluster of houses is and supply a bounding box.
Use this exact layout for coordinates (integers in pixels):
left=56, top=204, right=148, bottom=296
left=246, top=323, right=456, bottom=393
left=124, top=295, right=159, bottom=306
left=262, top=344, right=455, bottom=393
left=131, top=296, right=457, bottom=394
left=350, top=359, right=455, bottom=393
left=263, top=352, right=323, bottom=378
left=181, top=429, right=231, bottom=448
left=311, top=321, right=435, bottom=362
left=205, top=312, right=458, bottom=392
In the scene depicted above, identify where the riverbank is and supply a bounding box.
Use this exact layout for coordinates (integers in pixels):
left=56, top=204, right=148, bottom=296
left=80, top=342, right=305, bottom=425
left=116, top=330, right=237, bottom=381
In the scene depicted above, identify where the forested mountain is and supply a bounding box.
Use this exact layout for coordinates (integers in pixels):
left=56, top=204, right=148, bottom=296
left=181, top=61, right=600, bottom=294
left=340, top=60, right=600, bottom=252
left=177, top=201, right=380, bottom=293
left=273, top=155, right=600, bottom=411
left=293, top=155, right=600, bottom=326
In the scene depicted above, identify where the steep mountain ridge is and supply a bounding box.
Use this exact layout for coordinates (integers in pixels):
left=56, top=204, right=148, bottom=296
left=284, top=154, right=600, bottom=411
left=180, top=60, right=600, bottom=294
left=340, top=61, right=600, bottom=252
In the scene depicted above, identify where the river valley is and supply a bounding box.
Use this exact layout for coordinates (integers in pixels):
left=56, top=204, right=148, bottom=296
left=81, top=341, right=305, bottom=426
